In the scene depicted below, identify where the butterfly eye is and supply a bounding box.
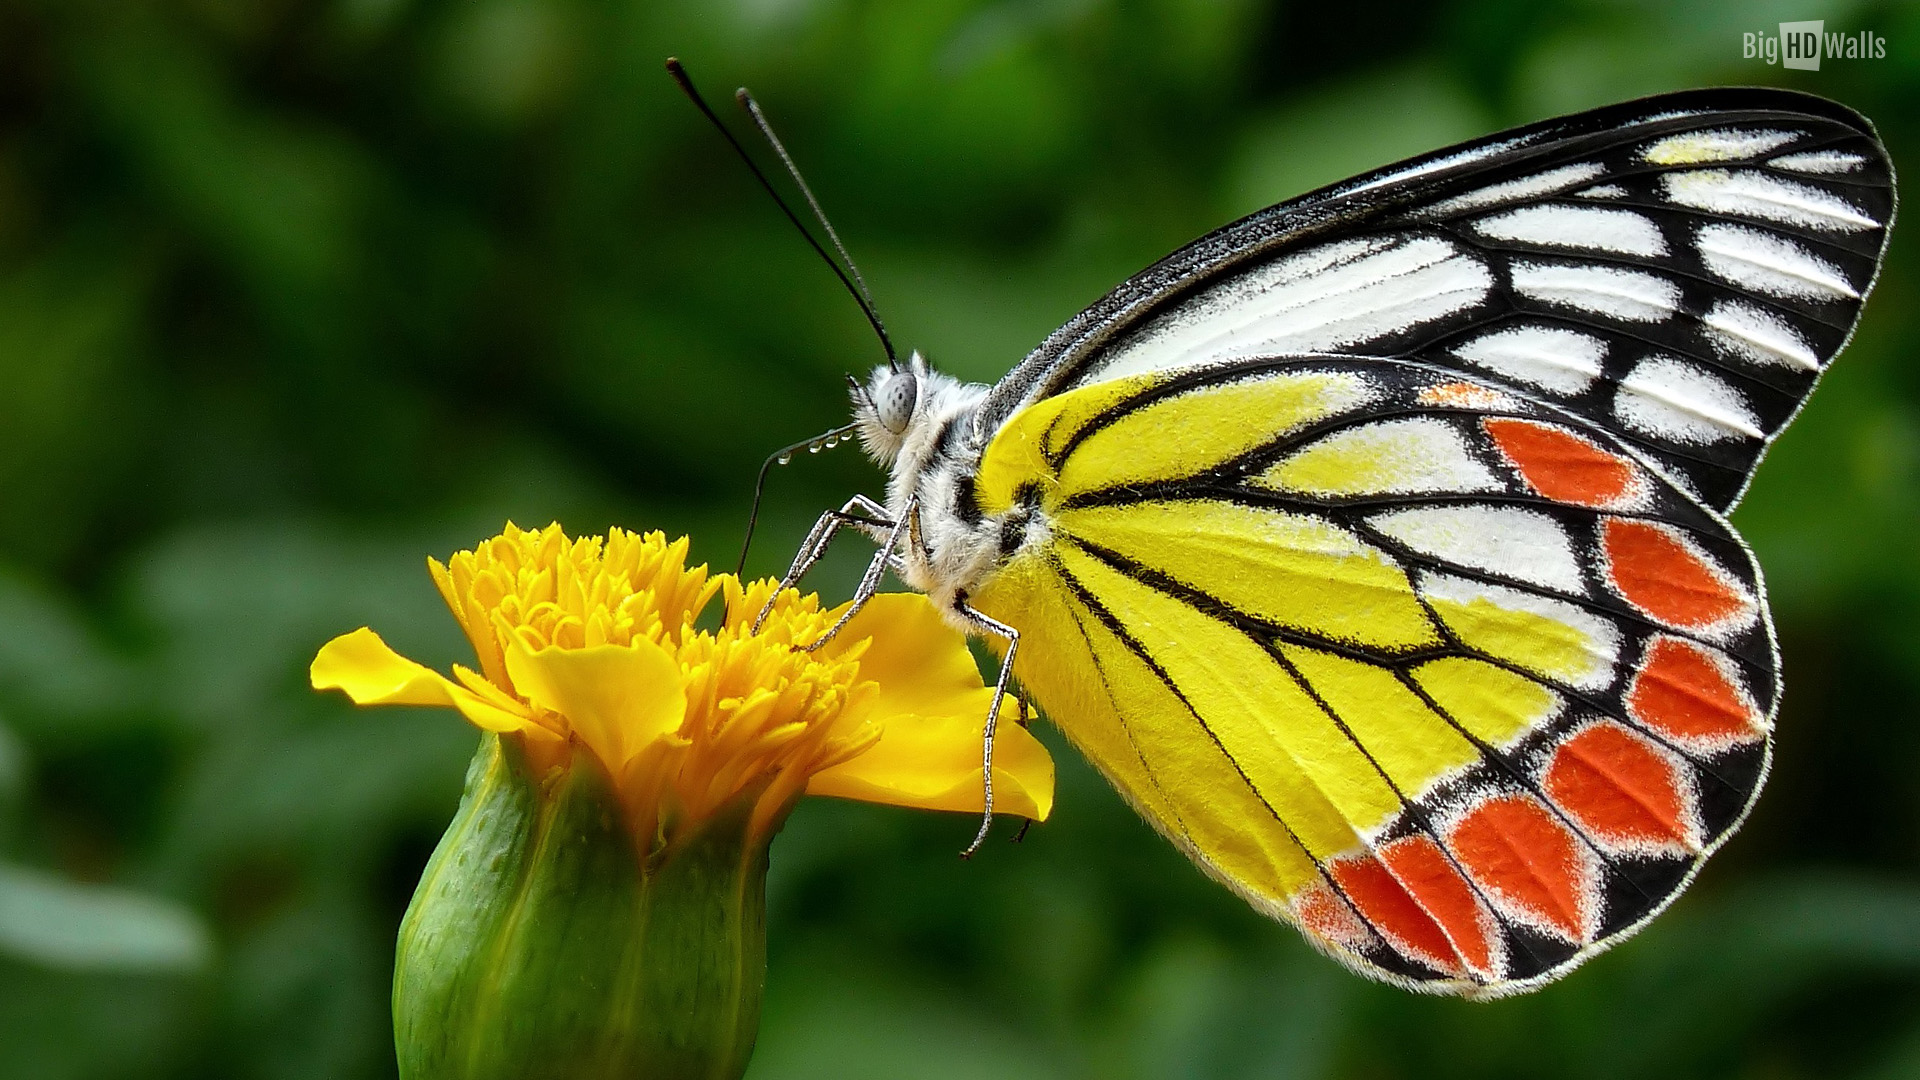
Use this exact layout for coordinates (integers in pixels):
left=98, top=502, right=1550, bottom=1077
left=875, top=371, right=918, bottom=433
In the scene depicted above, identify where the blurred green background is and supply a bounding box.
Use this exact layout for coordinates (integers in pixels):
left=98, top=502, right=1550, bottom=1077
left=1, top=0, right=1918, bottom=1076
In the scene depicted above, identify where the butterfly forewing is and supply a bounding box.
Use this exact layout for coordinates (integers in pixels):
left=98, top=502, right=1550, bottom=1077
left=970, top=356, right=1775, bottom=995
left=978, top=89, right=1894, bottom=512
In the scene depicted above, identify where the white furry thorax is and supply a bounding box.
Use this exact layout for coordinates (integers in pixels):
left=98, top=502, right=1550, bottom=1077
left=849, top=352, right=1027, bottom=622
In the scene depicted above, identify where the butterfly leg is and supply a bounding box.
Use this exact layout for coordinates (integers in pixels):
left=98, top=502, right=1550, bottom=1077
left=792, top=495, right=918, bottom=652
left=754, top=494, right=893, bottom=633
left=952, top=597, right=1018, bottom=858
left=787, top=494, right=894, bottom=582
left=1008, top=695, right=1034, bottom=844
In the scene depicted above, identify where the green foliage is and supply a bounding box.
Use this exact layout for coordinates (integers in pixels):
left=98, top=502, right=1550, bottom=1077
left=0, top=0, right=1915, bottom=1077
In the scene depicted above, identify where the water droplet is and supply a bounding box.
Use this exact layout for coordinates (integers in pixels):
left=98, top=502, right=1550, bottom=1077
left=777, top=453, right=792, bottom=465
left=808, top=443, right=822, bottom=454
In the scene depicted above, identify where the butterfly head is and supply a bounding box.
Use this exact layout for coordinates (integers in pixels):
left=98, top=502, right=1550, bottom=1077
left=851, top=350, right=931, bottom=464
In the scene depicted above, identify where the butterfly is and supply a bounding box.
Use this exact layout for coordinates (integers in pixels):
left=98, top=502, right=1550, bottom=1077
left=698, top=77, right=1895, bottom=997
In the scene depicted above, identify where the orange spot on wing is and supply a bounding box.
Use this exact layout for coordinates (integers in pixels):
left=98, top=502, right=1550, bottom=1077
left=1485, top=418, right=1637, bottom=508
left=1602, top=519, right=1748, bottom=629
left=1334, top=838, right=1500, bottom=978
left=1629, top=636, right=1762, bottom=746
left=1450, top=794, right=1593, bottom=943
left=1331, top=854, right=1464, bottom=976
left=1380, top=837, right=1499, bottom=976
left=1293, top=883, right=1374, bottom=951
left=1419, top=381, right=1515, bottom=410
left=1546, top=722, right=1696, bottom=853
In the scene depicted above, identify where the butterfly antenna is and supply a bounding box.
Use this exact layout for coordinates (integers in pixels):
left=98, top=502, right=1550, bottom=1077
left=665, top=58, right=897, bottom=369
left=735, top=422, right=860, bottom=576
left=736, top=88, right=894, bottom=369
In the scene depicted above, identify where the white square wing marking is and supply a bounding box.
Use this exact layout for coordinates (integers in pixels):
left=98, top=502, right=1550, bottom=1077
left=1643, top=128, right=1800, bottom=164
left=1701, top=300, right=1822, bottom=371
left=1340, top=138, right=1525, bottom=201
left=1452, top=325, right=1606, bottom=395
left=1511, top=262, right=1681, bottom=322
left=1696, top=223, right=1858, bottom=301
left=1664, top=169, right=1879, bottom=233
left=1472, top=205, right=1668, bottom=257
left=1769, top=150, right=1867, bottom=175
left=1614, top=356, right=1764, bottom=443
left=1420, top=163, right=1606, bottom=216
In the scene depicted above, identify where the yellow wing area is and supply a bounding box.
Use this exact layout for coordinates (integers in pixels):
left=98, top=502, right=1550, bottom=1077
left=970, top=368, right=1569, bottom=920
left=973, top=553, right=1326, bottom=908
left=974, top=367, right=1377, bottom=515
left=1059, top=501, right=1439, bottom=651
left=1058, top=372, right=1378, bottom=494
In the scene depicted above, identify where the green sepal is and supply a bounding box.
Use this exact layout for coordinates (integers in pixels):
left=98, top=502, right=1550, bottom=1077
left=394, top=734, right=772, bottom=1080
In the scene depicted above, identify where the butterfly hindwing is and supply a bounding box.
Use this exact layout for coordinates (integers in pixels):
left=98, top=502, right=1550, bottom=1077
left=969, top=357, right=1775, bottom=995
left=976, top=89, right=1893, bottom=512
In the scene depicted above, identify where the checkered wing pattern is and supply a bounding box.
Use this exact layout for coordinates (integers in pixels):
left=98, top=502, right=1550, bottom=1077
left=963, top=89, right=1891, bottom=995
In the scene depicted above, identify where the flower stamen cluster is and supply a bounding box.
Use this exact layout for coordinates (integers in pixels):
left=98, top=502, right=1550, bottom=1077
left=313, top=523, right=1052, bottom=848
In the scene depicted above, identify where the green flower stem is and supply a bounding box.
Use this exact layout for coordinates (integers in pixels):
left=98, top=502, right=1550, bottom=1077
left=394, top=735, right=773, bottom=1080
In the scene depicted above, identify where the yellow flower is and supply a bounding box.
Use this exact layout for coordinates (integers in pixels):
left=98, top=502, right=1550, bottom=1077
left=310, top=523, right=1053, bottom=843
left=315, top=524, right=1054, bottom=1079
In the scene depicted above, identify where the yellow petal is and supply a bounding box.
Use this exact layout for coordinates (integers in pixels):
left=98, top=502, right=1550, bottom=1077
left=810, top=592, right=1055, bottom=819
left=504, top=638, right=686, bottom=776
left=311, top=627, right=541, bottom=736
left=825, top=593, right=989, bottom=720
left=805, top=697, right=1054, bottom=820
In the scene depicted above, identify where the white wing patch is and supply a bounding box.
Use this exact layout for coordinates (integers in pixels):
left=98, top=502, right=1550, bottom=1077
left=1663, top=169, right=1879, bottom=233
left=1086, top=236, right=1492, bottom=387
left=1422, top=163, right=1606, bottom=216
left=1452, top=324, right=1606, bottom=395
left=1511, top=262, right=1681, bottom=322
left=1341, top=135, right=1538, bottom=202
left=1371, top=505, right=1586, bottom=593
left=1702, top=299, right=1822, bottom=372
left=1472, top=205, right=1667, bottom=257
left=1614, top=356, right=1764, bottom=443
left=1260, top=417, right=1503, bottom=496
left=1695, top=223, right=1858, bottom=301
left=1769, top=149, right=1867, bottom=174
left=1643, top=128, right=1799, bottom=165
